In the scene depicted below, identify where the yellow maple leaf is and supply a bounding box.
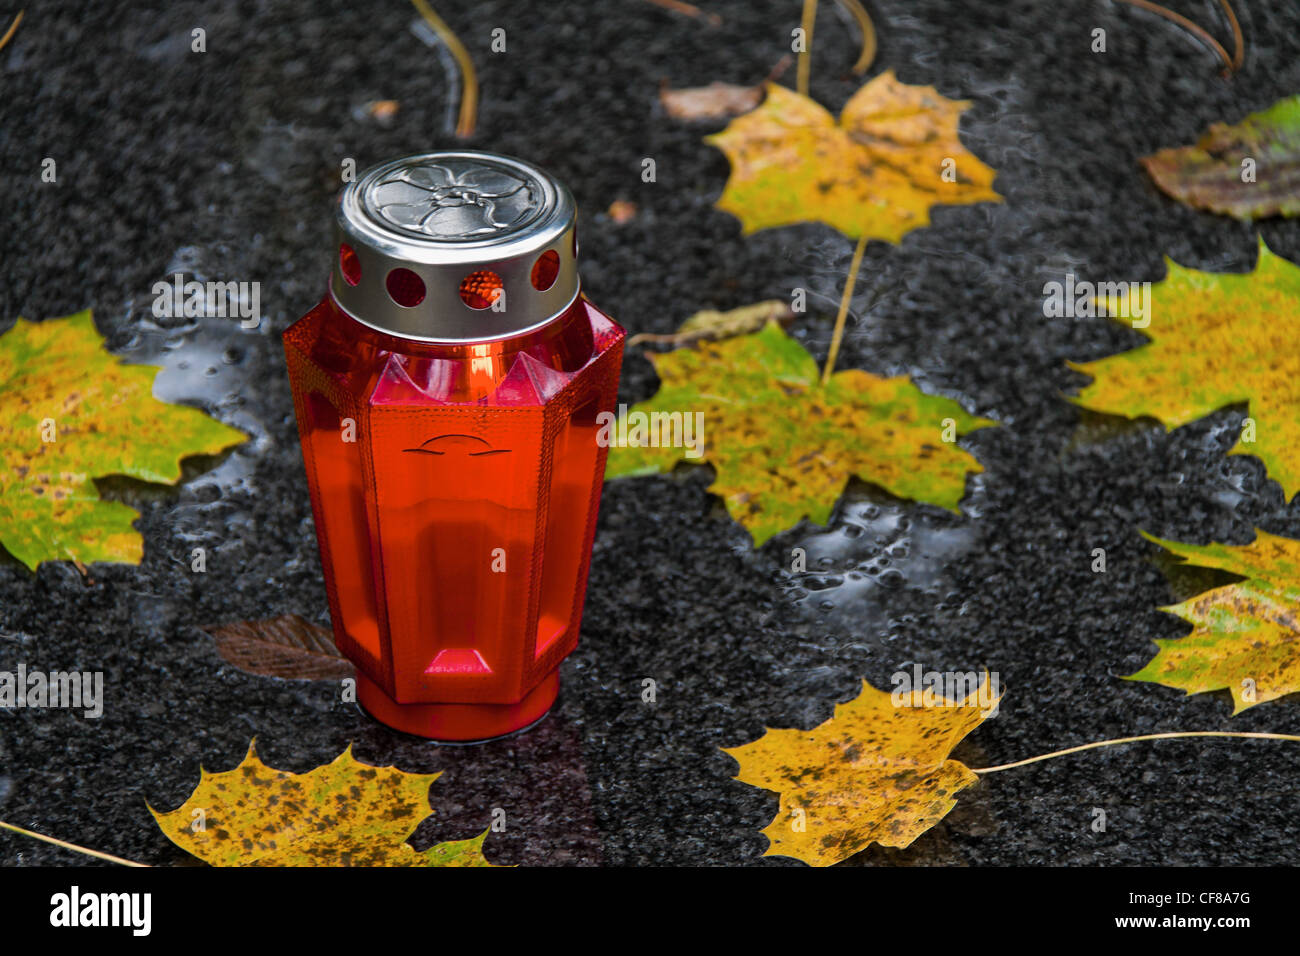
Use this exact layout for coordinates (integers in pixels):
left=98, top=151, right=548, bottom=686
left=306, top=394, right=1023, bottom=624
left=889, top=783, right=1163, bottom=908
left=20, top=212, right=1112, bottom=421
left=724, top=678, right=997, bottom=866
left=151, top=741, right=494, bottom=866
left=705, top=71, right=1001, bottom=242
left=0, top=310, right=247, bottom=570
left=1130, top=530, right=1300, bottom=713
left=1070, top=240, right=1300, bottom=499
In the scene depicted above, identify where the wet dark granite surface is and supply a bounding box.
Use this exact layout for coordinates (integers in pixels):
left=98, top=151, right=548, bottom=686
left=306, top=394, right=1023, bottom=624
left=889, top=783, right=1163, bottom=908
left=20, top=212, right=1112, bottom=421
left=1, top=0, right=1298, bottom=866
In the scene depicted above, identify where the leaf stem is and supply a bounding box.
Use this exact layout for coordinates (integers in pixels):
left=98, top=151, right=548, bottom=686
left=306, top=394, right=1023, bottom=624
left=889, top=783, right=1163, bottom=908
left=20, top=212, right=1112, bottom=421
left=796, top=0, right=817, bottom=98
left=972, top=731, right=1300, bottom=774
left=642, top=0, right=722, bottom=26
left=821, top=233, right=867, bottom=385
left=0, top=820, right=148, bottom=867
left=0, top=9, right=23, bottom=53
left=835, top=0, right=876, bottom=74
left=410, top=0, right=478, bottom=138
left=1112, top=0, right=1237, bottom=74
left=1217, top=0, right=1243, bottom=71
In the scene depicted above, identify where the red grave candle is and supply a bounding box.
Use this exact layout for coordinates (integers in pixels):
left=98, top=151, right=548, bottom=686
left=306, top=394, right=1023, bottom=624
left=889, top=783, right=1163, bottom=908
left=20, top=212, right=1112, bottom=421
left=284, top=151, right=625, bottom=741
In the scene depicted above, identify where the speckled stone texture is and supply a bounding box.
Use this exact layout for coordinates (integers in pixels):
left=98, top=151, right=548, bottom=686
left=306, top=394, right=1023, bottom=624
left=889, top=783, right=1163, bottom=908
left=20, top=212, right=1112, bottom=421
left=1, top=0, right=1298, bottom=866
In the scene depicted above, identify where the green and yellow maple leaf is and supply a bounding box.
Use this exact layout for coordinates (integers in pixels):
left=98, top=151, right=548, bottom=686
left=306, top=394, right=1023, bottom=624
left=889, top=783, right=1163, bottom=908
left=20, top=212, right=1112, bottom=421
left=1129, top=530, right=1300, bottom=713
left=724, top=679, right=996, bottom=866
left=605, top=322, right=991, bottom=546
left=0, top=310, right=247, bottom=570
left=1069, top=240, right=1300, bottom=499
left=705, top=70, right=1001, bottom=243
left=151, top=741, right=494, bottom=867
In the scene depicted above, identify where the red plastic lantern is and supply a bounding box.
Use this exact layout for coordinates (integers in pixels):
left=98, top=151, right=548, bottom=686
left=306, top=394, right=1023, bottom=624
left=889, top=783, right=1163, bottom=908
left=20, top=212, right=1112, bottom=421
left=284, top=151, right=625, bottom=741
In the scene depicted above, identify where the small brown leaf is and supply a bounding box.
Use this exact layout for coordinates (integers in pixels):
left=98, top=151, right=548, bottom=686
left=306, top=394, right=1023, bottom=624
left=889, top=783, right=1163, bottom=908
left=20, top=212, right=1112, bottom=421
left=660, top=81, right=763, bottom=122
left=206, top=614, right=354, bottom=680
left=626, top=299, right=795, bottom=348
left=1140, top=95, right=1300, bottom=220
left=366, top=99, right=400, bottom=125
left=606, top=200, right=638, bottom=224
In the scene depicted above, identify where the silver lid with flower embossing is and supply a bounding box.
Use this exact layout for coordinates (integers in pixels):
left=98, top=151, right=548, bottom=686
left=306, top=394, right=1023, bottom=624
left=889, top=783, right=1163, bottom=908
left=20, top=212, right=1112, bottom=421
left=330, top=150, right=579, bottom=343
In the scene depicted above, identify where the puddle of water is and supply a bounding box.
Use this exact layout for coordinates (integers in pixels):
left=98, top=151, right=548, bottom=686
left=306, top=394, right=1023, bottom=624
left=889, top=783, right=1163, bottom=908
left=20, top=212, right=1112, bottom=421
left=777, top=484, right=977, bottom=633
left=107, top=245, right=279, bottom=553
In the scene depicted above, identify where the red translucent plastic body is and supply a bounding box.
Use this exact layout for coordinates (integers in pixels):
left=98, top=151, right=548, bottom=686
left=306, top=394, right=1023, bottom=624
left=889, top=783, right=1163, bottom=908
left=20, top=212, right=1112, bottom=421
left=284, top=293, right=625, bottom=740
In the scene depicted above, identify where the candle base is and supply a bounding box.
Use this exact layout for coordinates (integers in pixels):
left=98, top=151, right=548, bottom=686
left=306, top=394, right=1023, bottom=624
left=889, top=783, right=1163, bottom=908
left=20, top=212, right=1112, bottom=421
left=355, top=669, right=560, bottom=742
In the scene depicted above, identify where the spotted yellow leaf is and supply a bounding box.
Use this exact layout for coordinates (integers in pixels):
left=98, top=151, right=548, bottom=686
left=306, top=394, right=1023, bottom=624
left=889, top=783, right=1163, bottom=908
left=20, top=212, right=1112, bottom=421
left=151, top=741, right=494, bottom=866
left=705, top=71, right=1001, bottom=242
left=1069, top=240, right=1300, bottom=499
left=605, top=322, right=991, bottom=546
left=724, top=679, right=996, bottom=866
left=1129, top=530, right=1300, bottom=713
left=0, top=310, right=247, bottom=570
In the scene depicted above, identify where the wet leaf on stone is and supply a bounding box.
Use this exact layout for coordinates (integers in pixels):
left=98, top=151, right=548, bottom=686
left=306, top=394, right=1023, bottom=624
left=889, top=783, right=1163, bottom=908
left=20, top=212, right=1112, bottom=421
left=1141, top=95, right=1300, bottom=220
left=605, top=322, right=991, bottom=546
left=151, top=741, right=494, bottom=866
left=204, top=614, right=354, bottom=680
left=660, top=81, right=764, bottom=122
left=724, top=679, right=996, bottom=866
left=1129, top=530, right=1300, bottom=713
left=1069, top=239, right=1300, bottom=500
left=0, top=310, right=247, bottom=570
left=705, top=71, right=1001, bottom=242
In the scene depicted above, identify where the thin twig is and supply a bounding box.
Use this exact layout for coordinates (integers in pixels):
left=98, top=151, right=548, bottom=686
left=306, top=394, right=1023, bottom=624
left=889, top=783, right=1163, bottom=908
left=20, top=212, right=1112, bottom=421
left=797, top=0, right=817, bottom=98
left=410, top=0, right=478, bottom=138
left=0, top=820, right=148, bottom=867
left=765, top=52, right=795, bottom=85
left=1112, top=0, right=1236, bottom=74
left=642, top=0, right=722, bottom=26
left=973, top=731, right=1300, bottom=774
left=821, top=233, right=867, bottom=385
left=835, top=0, right=877, bottom=74
left=1217, top=0, right=1243, bottom=71
left=0, top=9, right=23, bottom=53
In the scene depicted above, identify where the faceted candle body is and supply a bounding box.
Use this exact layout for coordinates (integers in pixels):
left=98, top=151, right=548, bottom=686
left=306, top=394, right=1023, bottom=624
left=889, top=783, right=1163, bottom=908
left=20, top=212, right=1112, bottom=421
left=284, top=294, right=624, bottom=740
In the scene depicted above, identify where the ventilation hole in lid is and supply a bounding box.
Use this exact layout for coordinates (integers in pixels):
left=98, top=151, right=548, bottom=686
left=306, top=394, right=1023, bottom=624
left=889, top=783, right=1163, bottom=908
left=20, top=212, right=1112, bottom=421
left=386, top=267, right=426, bottom=307
left=530, top=250, right=560, bottom=291
left=339, top=244, right=362, bottom=286
left=459, top=270, right=504, bottom=310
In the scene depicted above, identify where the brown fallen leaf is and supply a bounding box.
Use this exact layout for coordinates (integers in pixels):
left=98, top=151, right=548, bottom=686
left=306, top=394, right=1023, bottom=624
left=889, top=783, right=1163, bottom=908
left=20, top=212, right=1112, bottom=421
left=660, top=81, right=763, bottom=122
left=205, top=614, right=354, bottom=680
left=366, top=99, right=400, bottom=125
left=606, top=200, right=638, bottom=224
left=626, top=299, right=795, bottom=347
left=1141, top=94, right=1300, bottom=220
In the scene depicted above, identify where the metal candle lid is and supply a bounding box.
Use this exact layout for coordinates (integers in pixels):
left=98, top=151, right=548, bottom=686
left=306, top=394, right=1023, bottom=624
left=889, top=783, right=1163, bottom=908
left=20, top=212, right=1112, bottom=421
left=330, top=150, right=580, bottom=343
